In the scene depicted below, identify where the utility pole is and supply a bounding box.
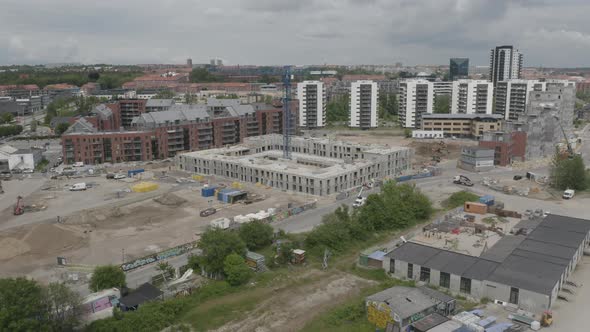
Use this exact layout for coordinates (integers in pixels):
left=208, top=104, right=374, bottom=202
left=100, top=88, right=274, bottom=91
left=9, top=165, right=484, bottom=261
left=283, top=66, right=292, bottom=159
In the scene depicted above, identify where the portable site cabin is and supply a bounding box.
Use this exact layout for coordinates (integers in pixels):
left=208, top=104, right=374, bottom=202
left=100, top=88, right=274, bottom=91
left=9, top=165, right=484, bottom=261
left=245, top=251, right=266, bottom=272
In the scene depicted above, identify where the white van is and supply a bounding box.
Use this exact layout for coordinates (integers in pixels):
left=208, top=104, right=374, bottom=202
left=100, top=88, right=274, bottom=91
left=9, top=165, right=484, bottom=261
left=73, top=162, right=84, bottom=167
left=563, top=189, right=575, bottom=199
left=70, top=183, right=87, bottom=191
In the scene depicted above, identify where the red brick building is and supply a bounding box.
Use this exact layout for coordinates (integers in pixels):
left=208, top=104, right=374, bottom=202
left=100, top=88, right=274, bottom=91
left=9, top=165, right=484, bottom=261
left=478, top=131, right=527, bottom=166
left=62, top=99, right=289, bottom=165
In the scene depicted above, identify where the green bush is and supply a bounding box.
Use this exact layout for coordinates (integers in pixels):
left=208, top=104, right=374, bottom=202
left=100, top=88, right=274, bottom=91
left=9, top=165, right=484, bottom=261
left=198, top=228, right=246, bottom=275
left=89, top=265, right=126, bottom=292
left=223, top=253, right=253, bottom=286
left=0, top=124, right=23, bottom=137
left=444, top=191, right=480, bottom=209
left=238, top=220, right=273, bottom=250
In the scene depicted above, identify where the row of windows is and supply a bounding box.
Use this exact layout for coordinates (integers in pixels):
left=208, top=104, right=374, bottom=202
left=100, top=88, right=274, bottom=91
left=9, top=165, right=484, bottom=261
left=390, top=259, right=472, bottom=294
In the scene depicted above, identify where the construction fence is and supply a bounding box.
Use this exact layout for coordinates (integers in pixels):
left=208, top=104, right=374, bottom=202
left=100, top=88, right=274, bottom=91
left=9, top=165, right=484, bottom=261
left=120, top=241, right=197, bottom=272
left=269, top=200, right=318, bottom=223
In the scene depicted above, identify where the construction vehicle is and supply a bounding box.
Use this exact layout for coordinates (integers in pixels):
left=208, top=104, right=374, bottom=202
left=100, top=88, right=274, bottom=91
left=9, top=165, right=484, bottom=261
left=352, top=187, right=367, bottom=208
left=14, top=196, right=24, bottom=215
left=541, top=311, right=553, bottom=327
left=555, top=114, right=575, bottom=159
left=453, top=175, right=474, bottom=187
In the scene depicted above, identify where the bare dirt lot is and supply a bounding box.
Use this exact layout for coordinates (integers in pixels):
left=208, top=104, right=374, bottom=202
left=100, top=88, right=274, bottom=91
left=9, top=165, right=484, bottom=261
left=0, top=169, right=320, bottom=283
left=211, top=270, right=376, bottom=332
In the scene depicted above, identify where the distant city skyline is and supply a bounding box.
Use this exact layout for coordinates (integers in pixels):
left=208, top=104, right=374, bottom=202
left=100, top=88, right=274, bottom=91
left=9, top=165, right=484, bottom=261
left=1, top=0, right=589, bottom=67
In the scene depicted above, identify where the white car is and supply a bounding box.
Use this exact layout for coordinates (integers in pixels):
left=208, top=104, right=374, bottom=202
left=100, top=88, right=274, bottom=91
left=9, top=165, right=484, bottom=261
left=114, top=173, right=127, bottom=180
left=70, top=183, right=87, bottom=191
left=23, top=168, right=34, bottom=173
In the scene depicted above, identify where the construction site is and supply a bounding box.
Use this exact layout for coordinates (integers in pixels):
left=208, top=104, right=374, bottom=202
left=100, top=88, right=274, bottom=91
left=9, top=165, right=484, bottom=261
left=0, top=162, right=321, bottom=285
left=176, top=134, right=413, bottom=196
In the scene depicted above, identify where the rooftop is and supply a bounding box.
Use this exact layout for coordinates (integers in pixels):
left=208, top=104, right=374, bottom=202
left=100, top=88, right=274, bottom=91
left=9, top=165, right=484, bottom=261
left=423, top=114, right=503, bottom=120
left=387, top=214, right=590, bottom=295
left=366, top=286, right=437, bottom=319
left=146, top=99, right=175, bottom=108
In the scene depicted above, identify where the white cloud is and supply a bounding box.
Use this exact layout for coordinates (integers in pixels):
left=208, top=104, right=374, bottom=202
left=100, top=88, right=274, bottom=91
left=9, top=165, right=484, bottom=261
left=0, top=0, right=588, bottom=66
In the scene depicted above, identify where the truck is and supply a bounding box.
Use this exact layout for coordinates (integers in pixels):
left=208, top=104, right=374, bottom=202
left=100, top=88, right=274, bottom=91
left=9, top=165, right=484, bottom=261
left=352, top=187, right=367, bottom=208
left=453, top=175, right=474, bottom=187
left=563, top=189, right=575, bottom=199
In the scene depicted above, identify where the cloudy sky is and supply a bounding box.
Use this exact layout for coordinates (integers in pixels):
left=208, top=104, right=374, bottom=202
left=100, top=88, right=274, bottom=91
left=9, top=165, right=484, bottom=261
left=1, top=0, right=589, bottom=67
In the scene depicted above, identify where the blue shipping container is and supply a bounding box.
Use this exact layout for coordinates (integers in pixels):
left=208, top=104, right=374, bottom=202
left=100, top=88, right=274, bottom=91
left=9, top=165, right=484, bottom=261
left=201, top=186, right=217, bottom=197
left=127, top=169, right=145, bottom=177
left=479, top=195, right=495, bottom=206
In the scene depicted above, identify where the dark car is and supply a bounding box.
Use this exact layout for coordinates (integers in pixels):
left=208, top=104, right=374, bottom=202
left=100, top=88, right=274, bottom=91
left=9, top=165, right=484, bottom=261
left=513, top=175, right=523, bottom=181
left=199, top=208, right=217, bottom=217
left=106, top=173, right=115, bottom=179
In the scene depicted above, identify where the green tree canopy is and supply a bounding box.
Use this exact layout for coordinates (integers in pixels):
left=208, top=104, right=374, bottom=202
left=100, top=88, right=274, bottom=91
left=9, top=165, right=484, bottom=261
left=89, top=265, right=126, bottom=292
left=0, top=124, right=23, bottom=138
left=42, top=282, right=82, bottom=331
left=444, top=191, right=480, bottom=209
left=434, top=95, right=450, bottom=114
left=0, top=277, right=48, bottom=331
left=326, top=95, right=349, bottom=124
left=238, top=221, right=274, bottom=250
left=550, top=153, right=588, bottom=191
left=378, top=92, right=398, bottom=119
left=55, top=122, right=70, bottom=135
left=223, top=253, right=253, bottom=286
left=0, top=113, right=14, bottom=124
left=189, top=68, right=222, bottom=83
left=198, top=228, right=247, bottom=275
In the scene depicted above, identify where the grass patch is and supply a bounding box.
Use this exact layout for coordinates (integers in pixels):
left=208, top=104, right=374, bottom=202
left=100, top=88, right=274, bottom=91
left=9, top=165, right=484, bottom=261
left=442, top=191, right=480, bottom=209
left=35, top=158, right=49, bottom=172
left=345, top=264, right=389, bottom=282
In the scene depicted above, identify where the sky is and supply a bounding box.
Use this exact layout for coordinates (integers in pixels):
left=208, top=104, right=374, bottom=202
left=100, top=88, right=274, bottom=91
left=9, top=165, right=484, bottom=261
left=1, top=0, right=589, bottom=67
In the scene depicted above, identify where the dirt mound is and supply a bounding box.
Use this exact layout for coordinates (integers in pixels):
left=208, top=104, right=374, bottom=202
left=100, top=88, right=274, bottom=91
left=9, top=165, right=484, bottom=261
left=0, top=238, right=30, bottom=260
left=23, top=224, right=85, bottom=255
left=153, top=193, right=187, bottom=206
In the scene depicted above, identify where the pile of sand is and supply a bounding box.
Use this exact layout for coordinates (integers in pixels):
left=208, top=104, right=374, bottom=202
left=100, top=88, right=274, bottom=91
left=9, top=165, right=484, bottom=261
left=153, top=193, right=187, bottom=206
left=23, top=224, right=85, bottom=255
left=0, top=238, right=30, bottom=260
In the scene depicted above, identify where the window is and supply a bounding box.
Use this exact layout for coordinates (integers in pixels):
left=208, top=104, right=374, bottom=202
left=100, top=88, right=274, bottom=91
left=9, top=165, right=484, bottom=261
left=420, top=267, right=430, bottom=283
left=389, top=259, right=395, bottom=273
left=460, top=277, right=471, bottom=294
left=407, top=263, right=414, bottom=279
left=440, top=272, right=450, bottom=288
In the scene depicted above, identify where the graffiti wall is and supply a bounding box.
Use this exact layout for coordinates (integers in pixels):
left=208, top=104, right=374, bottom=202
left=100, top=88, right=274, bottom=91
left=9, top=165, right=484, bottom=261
left=367, top=301, right=395, bottom=329
left=121, top=241, right=196, bottom=272
left=269, top=201, right=317, bottom=223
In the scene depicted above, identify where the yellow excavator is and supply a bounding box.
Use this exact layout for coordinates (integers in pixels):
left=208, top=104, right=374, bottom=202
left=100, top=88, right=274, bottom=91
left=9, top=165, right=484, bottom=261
left=541, top=310, right=553, bottom=327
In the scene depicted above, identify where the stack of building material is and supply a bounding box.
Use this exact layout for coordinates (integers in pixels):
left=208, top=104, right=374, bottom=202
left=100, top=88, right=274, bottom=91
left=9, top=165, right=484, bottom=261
left=131, top=182, right=159, bottom=193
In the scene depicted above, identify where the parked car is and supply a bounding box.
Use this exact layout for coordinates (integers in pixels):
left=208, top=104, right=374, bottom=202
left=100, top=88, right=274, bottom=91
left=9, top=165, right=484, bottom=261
left=513, top=175, right=523, bottom=181
left=73, top=162, right=84, bottom=167
left=200, top=208, right=217, bottom=217
left=106, top=173, right=115, bottom=179
left=23, top=168, right=34, bottom=174
left=114, top=173, right=127, bottom=180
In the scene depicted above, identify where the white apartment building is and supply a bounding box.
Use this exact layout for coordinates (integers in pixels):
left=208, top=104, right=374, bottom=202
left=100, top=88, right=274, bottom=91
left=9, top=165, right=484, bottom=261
left=398, top=80, right=434, bottom=128
left=489, top=45, right=523, bottom=86
left=297, top=81, right=326, bottom=128
left=494, top=80, right=539, bottom=121
left=451, top=80, right=493, bottom=115
left=349, top=80, right=378, bottom=129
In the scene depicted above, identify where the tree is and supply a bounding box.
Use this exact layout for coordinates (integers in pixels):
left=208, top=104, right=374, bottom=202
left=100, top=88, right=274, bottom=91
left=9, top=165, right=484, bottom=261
left=154, top=90, right=175, bottom=99
left=156, top=262, right=175, bottom=281
left=42, top=282, right=82, bottom=331
left=404, top=128, right=412, bottom=138
left=55, top=122, right=70, bottom=135
left=444, top=191, right=480, bottom=209
left=0, top=124, right=23, bottom=137
left=550, top=153, right=588, bottom=191
left=238, top=220, right=274, bottom=250
left=89, top=265, right=126, bottom=292
left=378, top=92, right=398, bottom=119
left=88, top=72, right=100, bottom=81
left=189, top=68, right=221, bottom=83
left=434, top=95, right=450, bottom=114
left=0, top=277, right=48, bottom=331
left=30, top=120, right=37, bottom=132
left=326, top=95, right=349, bottom=124
left=223, top=253, right=253, bottom=286
left=198, top=228, right=246, bottom=275
left=0, top=113, right=14, bottom=124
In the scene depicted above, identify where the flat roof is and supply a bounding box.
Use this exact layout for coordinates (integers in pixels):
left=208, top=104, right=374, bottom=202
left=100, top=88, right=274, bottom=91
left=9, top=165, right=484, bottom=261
left=366, top=286, right=437, bottom=319
left=412, top=313, right=449, bottom=331
left=423, top=114, right=503, bottom=120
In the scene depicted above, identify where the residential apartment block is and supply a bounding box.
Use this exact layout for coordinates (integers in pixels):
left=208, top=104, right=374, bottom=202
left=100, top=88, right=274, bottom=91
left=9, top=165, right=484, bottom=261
left=451, top=80, right=493, bottom=115
left=421, top=114, right=502, bottom=139
left=398, top=80, right=434, bottom=128
left=349, top=80, right=378, bottom=129
left=297, top=81, right=326, bottom=128
left=61, top=99, right=286, bottom=165
left=489, top=45, right=523, bottom=86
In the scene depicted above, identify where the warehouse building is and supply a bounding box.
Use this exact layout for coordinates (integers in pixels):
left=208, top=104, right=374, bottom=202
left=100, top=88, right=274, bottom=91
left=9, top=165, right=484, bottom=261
left=383, top=214, right=590, bottom=314
left=177, top=134, right=412, bottom=196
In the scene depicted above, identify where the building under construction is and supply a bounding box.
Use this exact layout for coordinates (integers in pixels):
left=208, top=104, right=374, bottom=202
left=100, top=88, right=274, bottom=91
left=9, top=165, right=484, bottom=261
left=176, top=134, right=413, bottom=196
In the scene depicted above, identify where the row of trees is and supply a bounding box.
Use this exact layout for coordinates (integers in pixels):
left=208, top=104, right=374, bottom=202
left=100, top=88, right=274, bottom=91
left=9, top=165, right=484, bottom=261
left=378, top=92, right=398, bottom=120
left=0, top=124, right=23, bottom=137
left=44, top=96, right=101, bottom=126
left=0, top=71, right=142, bottom=89
left=550, top=153, right=588, bottom=191
left=306, top=181, right=433, bottom=254
left=0, top=278, right=82, bottom=331
left=0, top=113, right=14, bottom=124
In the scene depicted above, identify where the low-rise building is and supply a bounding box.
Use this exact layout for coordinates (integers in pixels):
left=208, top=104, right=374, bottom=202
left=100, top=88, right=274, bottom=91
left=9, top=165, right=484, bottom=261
left=412, top=130, right=444, bottom=139
left=458, top=146, right=494, bottom=172
left=421, top=114, right=502, bottom=139
left=145, top=99, right=175, bottom=112
left=383, top=214, right=590, bottom=314
left=478, top=131, right=527, bottom=166
left=0, top=144, right=44, bottom=171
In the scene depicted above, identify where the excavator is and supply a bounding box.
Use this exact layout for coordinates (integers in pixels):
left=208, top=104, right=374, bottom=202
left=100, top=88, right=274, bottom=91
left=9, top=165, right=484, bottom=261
left=555, top=114, right=577, bottom=159
left=14, top=196, right=24, bottom=215
left=453, top=175, right=474, bottom=187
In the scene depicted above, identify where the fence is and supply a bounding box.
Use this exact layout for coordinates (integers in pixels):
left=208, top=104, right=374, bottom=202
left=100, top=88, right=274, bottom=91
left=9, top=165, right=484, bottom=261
left=269, top=200, right=317, bottom=223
